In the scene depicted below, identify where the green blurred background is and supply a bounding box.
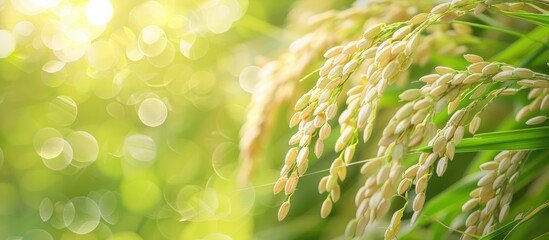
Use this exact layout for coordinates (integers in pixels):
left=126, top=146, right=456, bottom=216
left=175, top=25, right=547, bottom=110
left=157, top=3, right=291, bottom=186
left=0, top=0, right=308, bottom=239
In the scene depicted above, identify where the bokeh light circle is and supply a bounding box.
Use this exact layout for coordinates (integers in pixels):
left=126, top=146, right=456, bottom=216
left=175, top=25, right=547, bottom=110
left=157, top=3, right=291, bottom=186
left=138, top=98, right=168, bottom=127
left=63, top=196, right=102, bottom=234
left=239, top=66, right=262, bottom=93
left=0, top=30, right=16, bottom=58
left=41, top=137, right=73, bottom=171
left=66, top=131, right=99, bottom=166
left=123, top=134, right=157, bottom=162
left=47, top=96, right=78, bottom=126
left=39, top=198, right=54, bottom=222
left=138, top=25, right=167, bottom=57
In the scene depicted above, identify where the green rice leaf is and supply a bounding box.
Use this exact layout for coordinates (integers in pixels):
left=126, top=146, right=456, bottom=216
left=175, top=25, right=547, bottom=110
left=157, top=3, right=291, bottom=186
left=500, top=11, right=549, bottom=29
left=493, top=27, right=549, bottom=63
left=533, top=232, right=549, bottom=240
left=479, top=202, right=549, bottom=240
left=414, top=127, right=549, bottom=153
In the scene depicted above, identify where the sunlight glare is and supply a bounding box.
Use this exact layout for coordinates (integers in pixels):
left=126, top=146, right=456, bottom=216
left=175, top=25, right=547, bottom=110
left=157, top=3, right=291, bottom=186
left=85, top=0, right=113, bottom=26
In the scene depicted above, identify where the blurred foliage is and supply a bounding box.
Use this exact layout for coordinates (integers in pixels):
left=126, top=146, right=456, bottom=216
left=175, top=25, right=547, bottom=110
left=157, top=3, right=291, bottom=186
left=0, top=0, right=548, bottom=240
left=0, top=0, right=295, bottom=239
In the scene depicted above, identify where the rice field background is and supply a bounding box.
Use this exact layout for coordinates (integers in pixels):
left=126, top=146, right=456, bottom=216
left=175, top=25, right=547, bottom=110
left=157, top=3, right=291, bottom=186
left=0, top=0, right=547, bottom=239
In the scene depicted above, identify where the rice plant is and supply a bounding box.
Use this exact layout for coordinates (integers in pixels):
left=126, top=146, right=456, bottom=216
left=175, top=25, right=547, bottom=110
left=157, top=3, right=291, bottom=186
left=0, top=0, right=547, bottom=239
left=240, top=0, right=549, bottom=239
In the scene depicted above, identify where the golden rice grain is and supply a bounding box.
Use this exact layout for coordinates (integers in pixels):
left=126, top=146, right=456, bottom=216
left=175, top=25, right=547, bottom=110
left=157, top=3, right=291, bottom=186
left=375, top=45, right=392, bottom=65
left=464, top=54, right=484, bottom=63
left=436, top=156, right=448, bottom=176
left=343, top=59, right=359, bottom=75
left=463, top=73, right=482, bottom=84
left=411, top=111, right=426, bottom=125
left=469, top=188, right=481, bottom=198
left=468, top=62, right=489, bottom=73
left=393, top=25, right=411, bottom=40
left=492, top=175, right=506, bottom=190
left=541, top=95, right=549, bottom=111
left=338, top=164, right=347, bottom=181
left=344, top=145, right=355, bottom=164
left=391, top=41, right=406, bottom=55
left=294, top=94, right=310, bottom=111
left=285, top=172, right=299, bottom=195
left=513, top=68, right=534, bottom=78
left=454, top=126, right=464, bottom=143
left=413, top=192, right=426, bottom=212
left=469, top=115, right=481, bottom=134
left=420, top=73, right=440, bottom=83
left=432, top=136, right=447, bottom=156
left=363, top=23, right=384, bottom=38
left=376, top=198, right=390, bottom=218
left=450, top=72, right=467, bottom=85
left=405, top=34, right=420, bottom=55
left=465, top=210, right=480, bottom=227
left=498, top=157, right=511, bottom=173
left=361, top=47, right=378, bottom=59
left=515, top=106, right=529, bottom=121
left=478, top=172, right=496, bottom=186
left=409, top=13, right=429, bottom=25
left=501, top=88, right=519, bottom=96
left=399, top=89, right=421, bottom=101
left=485, top=198, right=497, bottom=214
left=356, top=38, right=373, bottom=49
left=430, top=85, right=448, bottom=97
left=278, top=201, right=291, bottom=221
left=274, top=177, right=287, bottom=194
left=529, top=96, right=542, bottom=111
left=321, top=198, right=333, bottom=218
left=376, top=165, right=390, bottom=184
left=431, top=2, right=450, bottom=14
left=299, top=134, right=312, bottom=147
left=280, top=164, right=291, bottom=177
left=328, top=65, right=343, bottom=79
left=395, top=102, right=414, bottom=119
left=415, top=174, right=429, bottom=193
left=325, top=104, right=338, bottom=119
left=492, top=71, right=512, bottom=81
left=382, top=61, right=400, bottom=79
left=345, top=219, right=358, bottom=237
left=462, top=198, right=478, bottom=212
left=480, top=161, right=498, bottom=171
left=481, top=63, right=499, bottom=75
left=397, top=178, right=412, bottom=195
left=342, top=41, right=358, bottom=55
left=318, top=176, right=328, bottom=194
left=499, top=203, right=510, bottom=223
left=330, top=158, right=343, bottom=175
left=436, top=73, right=454, bottom=85
left=525, top=115, right=548, bottom=125
left=435, top=66, right=454, bottom=75
left=285, top=147, right=298, bottom=165
left=326, top=175, right=337, bottom=191
left=470, top=84, right=488, bottom=99
left=319, top=123, right=331, bottom=140
left=331, top=184, right=341, bottom=202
